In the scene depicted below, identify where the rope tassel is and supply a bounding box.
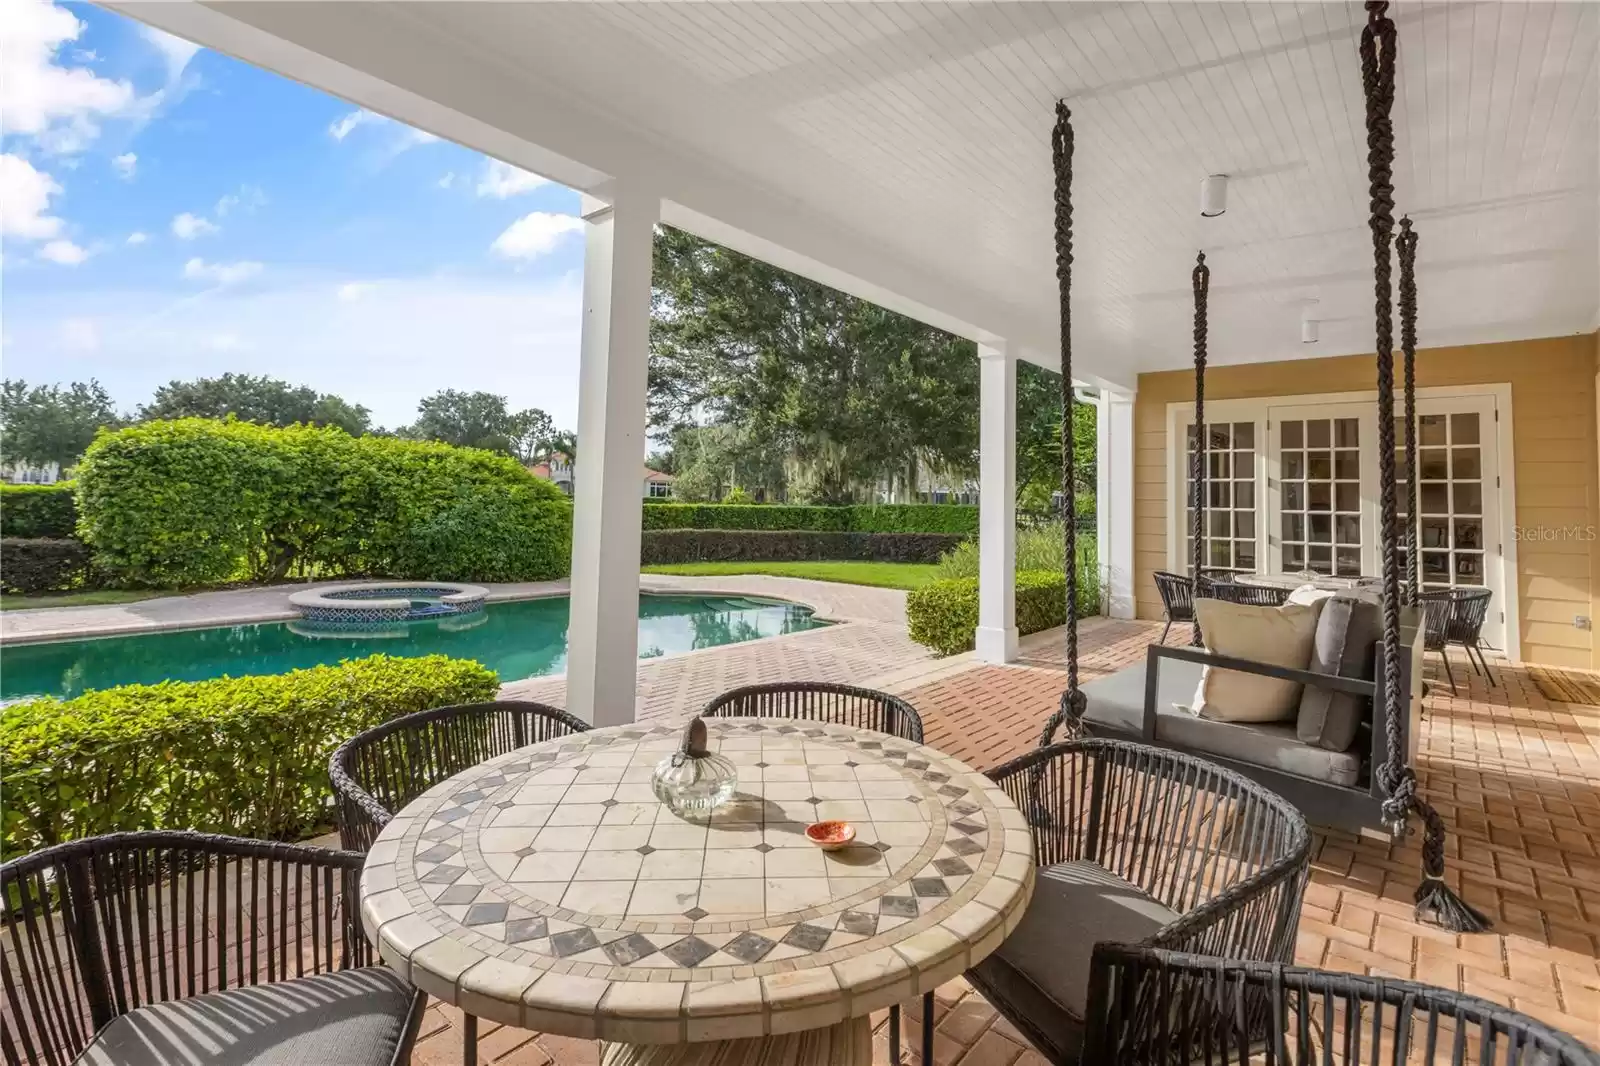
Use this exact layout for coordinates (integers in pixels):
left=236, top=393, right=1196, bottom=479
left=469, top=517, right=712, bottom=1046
left=1362, top=0, right=1489, bottom=933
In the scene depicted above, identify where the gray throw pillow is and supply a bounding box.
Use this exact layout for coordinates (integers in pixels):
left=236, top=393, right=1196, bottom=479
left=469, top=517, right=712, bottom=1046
left=1295, top=596, right=1381, bottom=751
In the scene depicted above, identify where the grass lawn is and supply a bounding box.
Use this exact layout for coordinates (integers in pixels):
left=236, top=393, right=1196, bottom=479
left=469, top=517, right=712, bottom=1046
left=0, top=589, right=166, bottom=611
left=642, top=561, right=939, bottom=591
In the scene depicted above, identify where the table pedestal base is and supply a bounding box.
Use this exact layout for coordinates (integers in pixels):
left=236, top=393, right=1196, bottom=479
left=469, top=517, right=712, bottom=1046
left=600, top=1016, right=872, bottom=1066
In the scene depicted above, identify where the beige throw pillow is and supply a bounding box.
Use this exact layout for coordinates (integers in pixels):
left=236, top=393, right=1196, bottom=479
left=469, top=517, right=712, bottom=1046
left=1187, top=599, right=1322, bottom=723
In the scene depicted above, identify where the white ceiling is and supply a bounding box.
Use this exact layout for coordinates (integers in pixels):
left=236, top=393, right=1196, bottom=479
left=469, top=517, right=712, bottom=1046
left=116, top=1, right=1600, bottom=390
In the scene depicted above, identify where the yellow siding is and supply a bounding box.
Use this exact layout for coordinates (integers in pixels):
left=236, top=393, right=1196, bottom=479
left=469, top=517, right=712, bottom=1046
left=1133, top=333, right=1600, bottom=669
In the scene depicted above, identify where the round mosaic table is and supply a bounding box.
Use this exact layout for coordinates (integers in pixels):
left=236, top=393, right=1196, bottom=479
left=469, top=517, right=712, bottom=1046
left=359, top=718, right=1035, bottom=1064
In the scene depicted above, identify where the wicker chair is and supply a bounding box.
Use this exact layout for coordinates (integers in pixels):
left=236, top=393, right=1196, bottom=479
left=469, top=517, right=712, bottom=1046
left=968, top=739, right=1311, bottom=1065
left=1084, top=945, right=1599, bottom=1065
left=1419, top=589, right=1459, bottom=695
left=1445, top=586, right=1497, bottom=687
left=1208, top=578, right=1292, bottom=607
left=1152, top=571, right=1213, bottom=645
left=329, top=700, right=590, bottom=852
left=701, top=681, right=924, bottom=744
left=0, top=831, right=425, bottom=1066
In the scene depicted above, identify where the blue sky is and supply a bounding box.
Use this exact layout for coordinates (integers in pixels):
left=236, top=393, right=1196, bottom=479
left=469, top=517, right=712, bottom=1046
left=2, top=0, right=585, bottom=431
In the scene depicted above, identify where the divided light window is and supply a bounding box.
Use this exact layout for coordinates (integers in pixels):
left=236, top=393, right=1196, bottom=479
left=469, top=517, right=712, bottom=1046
left=1397, top=411, right=1485, bottom=589
left=1182, top=421, right=1257, bottom=575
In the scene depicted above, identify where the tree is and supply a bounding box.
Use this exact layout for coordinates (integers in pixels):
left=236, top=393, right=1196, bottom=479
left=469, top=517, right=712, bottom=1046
left=0, top=379, right=120, bottom=469
left=507, top=408, right=555, bottom=464
left=1016, top=361, right=1096, bottom=515
left=140, top=373, right=371, bottom=436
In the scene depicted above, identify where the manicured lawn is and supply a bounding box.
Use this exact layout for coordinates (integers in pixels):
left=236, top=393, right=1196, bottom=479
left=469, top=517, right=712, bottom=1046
left=0, top=589, right=165, bottom=611
left=642, top=561, right=939, bottom=591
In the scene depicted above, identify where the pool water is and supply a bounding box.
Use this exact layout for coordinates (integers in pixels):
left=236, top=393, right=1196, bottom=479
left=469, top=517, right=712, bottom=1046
left=1, top=595, right=825, bottom=702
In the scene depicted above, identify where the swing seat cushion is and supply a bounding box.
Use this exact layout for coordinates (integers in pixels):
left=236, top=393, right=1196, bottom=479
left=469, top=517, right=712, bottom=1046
left=1296, top=596, right=1383, bottom=751
left=1080, top=659, right=1363, bottom=787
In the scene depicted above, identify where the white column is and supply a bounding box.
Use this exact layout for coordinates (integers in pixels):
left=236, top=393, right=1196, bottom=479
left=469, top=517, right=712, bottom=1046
left=1096, top=388, right=1136, bottom=619
left=566, top=185, right=658, bottom=726
left=975, top=343, right=1018, bottom=663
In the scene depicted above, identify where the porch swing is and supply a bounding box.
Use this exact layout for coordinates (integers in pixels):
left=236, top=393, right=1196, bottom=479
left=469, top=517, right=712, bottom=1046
left=1038, top=1, right=1487, bottom=932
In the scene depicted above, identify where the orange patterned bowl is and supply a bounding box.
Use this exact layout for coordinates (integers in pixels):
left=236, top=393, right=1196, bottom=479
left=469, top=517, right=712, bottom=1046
left=805, top=820, right=857, bottom=851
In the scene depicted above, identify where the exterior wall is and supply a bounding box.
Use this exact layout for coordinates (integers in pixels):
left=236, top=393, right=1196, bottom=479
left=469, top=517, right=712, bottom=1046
left=1134, top=333, right=1600, bottom=669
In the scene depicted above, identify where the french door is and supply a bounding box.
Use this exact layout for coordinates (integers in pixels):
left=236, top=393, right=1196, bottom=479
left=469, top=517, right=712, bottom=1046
left=1267, top=404, right=1377, bottom=580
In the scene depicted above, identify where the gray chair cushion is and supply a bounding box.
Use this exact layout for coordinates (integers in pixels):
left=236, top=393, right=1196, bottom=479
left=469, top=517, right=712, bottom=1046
left=75, top=967, right=417, bottom=1066
left=1082, top=660, right=1362, bottom=787
left=973, top=861, right=1178, bottom=1025
left=1296, top=596, right=1381, bottom=751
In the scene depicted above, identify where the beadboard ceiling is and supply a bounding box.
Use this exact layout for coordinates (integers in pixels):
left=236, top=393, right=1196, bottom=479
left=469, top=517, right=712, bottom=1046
left=119, top=1, right=1600, bottom=388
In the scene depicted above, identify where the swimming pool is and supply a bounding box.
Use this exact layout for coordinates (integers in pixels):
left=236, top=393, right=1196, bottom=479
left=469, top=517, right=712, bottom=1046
left=1, top=594, right=826, bottom=702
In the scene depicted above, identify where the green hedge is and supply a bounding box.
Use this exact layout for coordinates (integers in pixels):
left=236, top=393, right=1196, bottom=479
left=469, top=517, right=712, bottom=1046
left=1, top=654, right=499, bottom=854
left=641, top=530, right=964, bottom=566
left=0, top=538, right=93, bottom=595
left=906, top=570, right=1068, bottom=655
left=76, top=419, right=572, bottom=587
left=641, top=503, right=978, bottom=535
left=0, top=483, right=77, bottom=538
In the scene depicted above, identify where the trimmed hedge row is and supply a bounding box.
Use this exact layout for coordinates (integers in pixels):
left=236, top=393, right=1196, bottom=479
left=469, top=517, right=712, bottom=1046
left=77, top=419, right=572, bottom=587
left=0, top=538, right=93, bottom=595
left=906, top=570, right=1068, bottom=655
left=641, top=530, right=964, bottom=566
left=0, top=483, right=77, bottom=539
left=641, top=503, right=978, bottom=535
left=1, top=654, right=499, bottom=854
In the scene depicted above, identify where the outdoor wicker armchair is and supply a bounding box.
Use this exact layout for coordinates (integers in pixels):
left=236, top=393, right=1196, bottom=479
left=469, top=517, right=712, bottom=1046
left=702, top=681, right=925, bottom=744
left=329, top=699, right=590, bottom=852
left=1084, top=944, right=1599, bottom=1064
left=968, top=738, right=1311, bottom=1065
left=0, top=830, right=425, bottom=1066
left=1152, top=570, right=1213, bottom=645
left=1208, top=578, right=1292, bottom=607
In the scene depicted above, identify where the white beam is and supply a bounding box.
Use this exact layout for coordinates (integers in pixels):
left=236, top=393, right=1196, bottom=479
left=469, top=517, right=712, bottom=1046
left=565, top=185, right=657, bottom=726
left=1096, top=389, right=1137, bottom=620
left=975, top=343, right=1018, bottom=663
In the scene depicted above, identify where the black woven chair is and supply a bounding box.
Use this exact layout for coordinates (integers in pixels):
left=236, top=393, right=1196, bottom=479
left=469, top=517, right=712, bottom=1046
left=1209, top=578, right=1292, bottom=607
left=329, top=699, right=590, bottom=853
left=1085, top=945, right=1599, bottom=1064
left=1419, top=589, right=1460, bottom=695
left=968, top=739, right=1311, bottom=1065
left=1445, top=586, right=1497, bottom=688
left=701, top=681, right=924, bottom=744
left=0, top=831, right=425, bottom=1066
left=1153, top=571, right=1213, bottom=645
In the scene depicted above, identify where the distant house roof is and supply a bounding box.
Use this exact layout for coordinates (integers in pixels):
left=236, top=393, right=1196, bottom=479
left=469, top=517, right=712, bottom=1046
left=644, top=468, right=675, bottom=483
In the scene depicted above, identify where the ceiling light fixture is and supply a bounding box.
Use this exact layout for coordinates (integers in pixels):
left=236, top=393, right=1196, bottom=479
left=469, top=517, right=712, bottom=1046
left=1300, top=298, right=1321, bottom=344
left=1200, top=174, right=1228, bottom=218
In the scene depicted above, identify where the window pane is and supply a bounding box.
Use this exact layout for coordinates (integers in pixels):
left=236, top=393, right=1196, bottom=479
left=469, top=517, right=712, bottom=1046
left=1307, top=420, right=1331, bottom=448
left=1454, top=483, right=1482, bottom=516
left=1336, top=515, right=1361, bottom=544
left=1309, top=544, right=1332, bottom=569
left=1336, top=547, right=1362, bottom=576
left=1336, top=483, right=1360, bottom=513
left=1334, top=418, right=1360, bottom=448
left=1284, top=481, right=1304, bottom=510
left=1421, top=518, right=1450, bottom=549
left=1422, top=551, right=1450, bottom=579
left=1455, top=552, right=1483, bottom=583
left=1209, top=482, right=1230, bottom=508
left=1236, top=541, right=1257, bottom=569
left=1309, top=513, right=1332, bottom=543
left=1284, top=452, right=1305, bottom=479
left=1308, top=451, right=1332, bottom=480
left=1209, top=540, right=1233, bottom=567
left=1209, top=511, right=1231, bottom=538
left=1209, top=452, right=1230, bottom=479
left=1454, top=519, right=1483, bottom=550
left=1309, top=483, right=1332, bottom=512
left=1209, top=424, right=1231, bottom=449
left=1281, top=421, right=1303, bottom=448
left=1283, top=513, right=1305, bottom=542
left=1451, top=412, right=1480, bottom=445
left=1420, top=414, right=1447, bottom=446
left=1236, top=511, right=1256, bottom=539
left=1334, top=451, right=1359, bottom=480
left=1234, top=423, right=1255, bottom=449
left=1284, top=543, right=1305, bottom=568
left=1452, top=448, right=1481, bottom=479
left=1419, top=449, right=1448, bottom=479
left=1235, top=480, right=1255, bottom=510
left=1420, top=483, right=1448, bottom=513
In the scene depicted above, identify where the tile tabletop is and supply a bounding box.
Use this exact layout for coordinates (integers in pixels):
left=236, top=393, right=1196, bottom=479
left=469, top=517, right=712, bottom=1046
left=360, top=719, right=1035, bottom=1044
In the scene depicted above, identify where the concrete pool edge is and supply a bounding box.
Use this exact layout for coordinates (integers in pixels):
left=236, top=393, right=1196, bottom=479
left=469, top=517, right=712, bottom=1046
left=0, top=576, right=902, bottom=647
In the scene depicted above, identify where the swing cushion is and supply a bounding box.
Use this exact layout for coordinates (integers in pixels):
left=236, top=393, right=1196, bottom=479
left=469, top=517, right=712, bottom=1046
left=1296, top=596, right=1383, bottom=751
left=1188, top=600, right=1322, bottom=723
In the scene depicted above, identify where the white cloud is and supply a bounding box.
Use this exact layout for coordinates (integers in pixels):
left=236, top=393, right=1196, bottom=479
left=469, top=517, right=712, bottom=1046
left=38, top=239, right=90, bottom=265
left=328, top=108, right=439, bottom=158
left=338, top=282, right=376, bottom=303
left=215, top=185, right=265, bottom=217
left=183, top=258, right=262, bottom=285
left=112, top=152, right=137, bottom=179
left=137, top=25, right=201, bottom=84
left=60, top=318, right=100, bottom=352
left=328, top=108, right=379, bottom=141
left=477, top=159, right=548, bottom=199
left=437, top=172, right=456, bottom=189
left=0, top=153, right=65, bottom=239
left=171, top=212, right=218, bottom=240
left=126, top=231, right=148, bottom=245
left=1, top=0, right=135, bottom=152
left=491, top=212, right=584, bottom=260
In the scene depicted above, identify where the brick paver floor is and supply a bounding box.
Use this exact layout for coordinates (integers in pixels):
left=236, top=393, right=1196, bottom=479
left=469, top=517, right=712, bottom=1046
left=410, top=617, right=1600, bottom=1062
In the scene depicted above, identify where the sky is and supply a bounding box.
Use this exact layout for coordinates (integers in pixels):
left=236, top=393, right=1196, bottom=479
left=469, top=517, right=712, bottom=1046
left=1, top=0, right=586, bottom=432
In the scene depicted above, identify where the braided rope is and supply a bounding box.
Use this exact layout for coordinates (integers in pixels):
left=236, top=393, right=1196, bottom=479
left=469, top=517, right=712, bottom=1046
left=1190, top=252, right=1210, bottom=647
left=1398, top=217, right=1421, bottom=605
left=1038, top=100, right=1086, bottom=748
left=1361, top=1, right=1489, bottom=933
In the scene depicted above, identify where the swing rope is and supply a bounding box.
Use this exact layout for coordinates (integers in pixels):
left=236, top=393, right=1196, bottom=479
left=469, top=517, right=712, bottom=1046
left=1190, top=251, right=1211, bottom=647
left=1361, top=0, right=1489, bottom=933
left=1038, top=100, right=1087, bottom=747
left=1398, top=217, right=1421, bottom=605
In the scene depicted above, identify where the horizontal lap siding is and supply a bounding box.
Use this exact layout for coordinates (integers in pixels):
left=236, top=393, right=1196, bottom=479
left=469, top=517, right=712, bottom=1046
left=1132, top=333, right=1600, bottom=670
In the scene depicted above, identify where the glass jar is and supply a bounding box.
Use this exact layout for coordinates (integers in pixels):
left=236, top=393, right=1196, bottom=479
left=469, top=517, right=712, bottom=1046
left=651, top=717, right=738, bottom=817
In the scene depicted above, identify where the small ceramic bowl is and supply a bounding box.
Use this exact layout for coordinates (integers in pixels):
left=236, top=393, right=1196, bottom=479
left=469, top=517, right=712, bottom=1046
left=805, top=820, right=856, bottom=851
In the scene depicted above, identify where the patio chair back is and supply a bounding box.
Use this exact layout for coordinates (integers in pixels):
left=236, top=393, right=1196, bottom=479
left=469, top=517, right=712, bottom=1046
left=1208, top=579, right=1291, bottom=607
left=1419, top=589, right=1454, bottom=652
left=1153, top=570, right=1207, bottom=623
left=701, top=682, right=924, bottom=744
left=0, top=831, right=391, bottom=1066
left=1445, top=586, right=1494, bottom=646
left=1084, top=945, right=1599, bottom=1065
left=329, top=700, right=589, bottom=852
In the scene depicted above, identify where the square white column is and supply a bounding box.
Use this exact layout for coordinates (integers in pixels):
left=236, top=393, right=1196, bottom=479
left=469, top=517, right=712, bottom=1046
left=975, top=342, right=1018, bottom=663
left=566, top=184, right=658, bottom=726
left=1096, top=388, right=1136, bottom=619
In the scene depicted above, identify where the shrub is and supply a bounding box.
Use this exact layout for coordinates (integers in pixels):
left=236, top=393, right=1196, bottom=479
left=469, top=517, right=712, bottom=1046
left=0, top=538, right=92, bottom=595
left=641, top=530, right=964, bottom=566
left=933, top=521, right=1096, bottom=581
left=906, top=570, right=1068, bottom=656
left=0, top=483, right=77, bottom=538
left=640, top=503, right=978, bottom=535
left=1, top=654, right=499, bottom=854
left=75, top=418, right=571, bottom=587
